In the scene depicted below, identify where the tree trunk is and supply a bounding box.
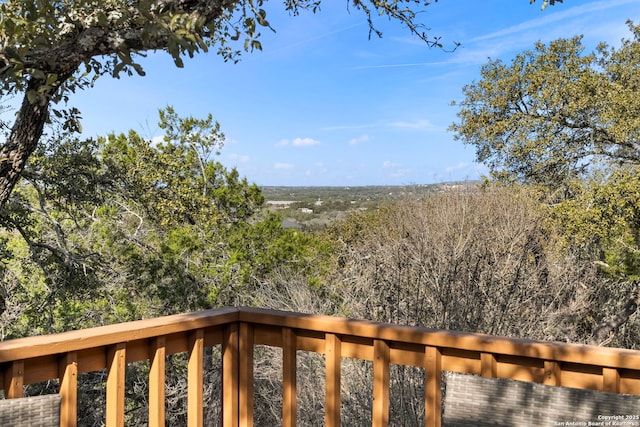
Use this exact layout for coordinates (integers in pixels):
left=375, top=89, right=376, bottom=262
left=0, top=79, right=50, bottom=208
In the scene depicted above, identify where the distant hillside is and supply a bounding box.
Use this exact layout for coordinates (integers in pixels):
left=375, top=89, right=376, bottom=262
left=261, top=182, right=479, bottom=229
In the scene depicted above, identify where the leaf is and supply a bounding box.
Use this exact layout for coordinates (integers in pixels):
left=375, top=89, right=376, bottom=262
left=30, top=69, right=45, bottom=80
left=244, top=17, right=256, bottom=37
left=132, top=63, right=146, bottom=76
left=117, top=50, right=132, bottom=65
left=112, top=62, right=125, bottom=77
left=97, top=11, right=107, bottom=27
left=256, top=9, right=269, bottom=27
left=26, top=90, right=38, bottom=103
left=169, top=13, right=183, bottom=30
left=45, top=73, right=58, bottom=86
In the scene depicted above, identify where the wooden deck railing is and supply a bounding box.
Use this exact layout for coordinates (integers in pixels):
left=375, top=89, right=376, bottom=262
left=1, top=306, right=640, bottom=426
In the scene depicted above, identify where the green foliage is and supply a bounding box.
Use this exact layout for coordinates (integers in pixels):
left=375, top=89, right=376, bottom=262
left=450, top=22, right=640, bottom=187
left=0, top=0, right=245, bottom=96
left=100, top=109, right=263, bottom=227
left=551, top=168, right=640, bottom=280
left=0, top=108, right=324, bottom=336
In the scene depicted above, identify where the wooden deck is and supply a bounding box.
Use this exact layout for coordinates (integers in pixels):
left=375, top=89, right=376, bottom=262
left=1, top=307, right=640, bottom=426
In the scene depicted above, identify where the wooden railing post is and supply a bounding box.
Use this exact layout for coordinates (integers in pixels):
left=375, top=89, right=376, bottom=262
left=239, top=322, right=254, bottom=427
left=188, top=329, right=204, bottom=427
left=282, top=327, right=297, bottom=427
left=325, top=333, right=341, bottom=427
left=59, top=352, right=78, bottom=427
left=106, top=343, right=126, bottom=427
left=149, top=337, right=166, bottom=427
left=425, top=346, right=441, bottom=427
left=222, top=322, right=239, bottom=427
left=373, top=339, right=390, bottom=427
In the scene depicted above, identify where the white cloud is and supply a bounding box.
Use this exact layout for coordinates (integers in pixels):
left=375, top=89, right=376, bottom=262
left=381, top=160, right=412, bottom=178
left=458, top=0, right=638, bottom=64
left=383, top=161, right=400, bottom=169
left=357, top=0, right=638, bottom=72
left=325, top=120, right=436, bottom=132
left=268, top=22, right=366, bottom=54
left=349, top=134, right=370, bottom=145
left=388, top=119, right=434, bottom=129
left=352, top=61, right=447, bottom=70
left=445, top=162, right=469, bottom=173
left=471, top=0, right=635, bottom=44
left=390, top=168, right=412, bottom=178
left=293, top=137, right=320, bottom=147
left=228, top=153, right=250, bottom=163
left=151, top=135, right=164, bottom=146
left=274, top=163, right=294, bottom=170
left=277, top=137, right=321, bottom=147
left=321, top=123, right=377, bottom=131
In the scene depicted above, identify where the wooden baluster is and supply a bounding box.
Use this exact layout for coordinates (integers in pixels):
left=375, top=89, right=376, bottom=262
left=149, top=337, right=166, bottom=427
left=282, top=327, right=297, bottom=427
left=481, top=352, right=497, bottom=378
left=188, top=329, right=204, bottom=427
left=106, top=343, right=126, bottom=427
left=544, top=360, right=561, bottom=386
left=373, top=339, right=390, bottom=427
left=425, top=346, right=441, bottom=427
left=222, top=323, right=239, bottom=426
left=4, top=360, right=24, bottom=399
left=325, top=333, right=342, bottom=427
left=59, top=352, right=78, bottom=427
left=603, top=367, right=620, bottom=393
left=239, top=322, right=254, bottom=427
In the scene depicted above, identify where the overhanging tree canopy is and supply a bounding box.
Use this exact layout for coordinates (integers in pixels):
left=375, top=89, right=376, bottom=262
left=0, top=0, right=557, bottom=208
left=450, top=21, right=640, bottom=186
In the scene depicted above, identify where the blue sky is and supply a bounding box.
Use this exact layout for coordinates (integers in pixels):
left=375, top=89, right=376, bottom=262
left=69, top=0, right=639, bottom=187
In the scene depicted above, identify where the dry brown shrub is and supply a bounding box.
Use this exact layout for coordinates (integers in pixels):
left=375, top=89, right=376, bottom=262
left=245, top=185, right=634, bottom=425
left=325, top=186, right=603, bottom=341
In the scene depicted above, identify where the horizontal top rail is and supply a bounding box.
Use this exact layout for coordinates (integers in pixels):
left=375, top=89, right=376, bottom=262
left=0, top=307, right=639, bottom=369
left=0, top=307, right=239, bottom=362
left=237, top=307, right=640, bottom=370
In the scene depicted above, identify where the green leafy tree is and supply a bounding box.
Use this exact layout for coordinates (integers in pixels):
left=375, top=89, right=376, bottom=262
left=450, top=22, right=640, bottom=186
left=0, top=0, right=466, bottom=208
left=551, top=168, right=640, bottom=280
left=101, top=107, right=263, bottom=227
left=450, top=23, right=640, bottom=347
left=0, top=108, right=325, bottom=334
